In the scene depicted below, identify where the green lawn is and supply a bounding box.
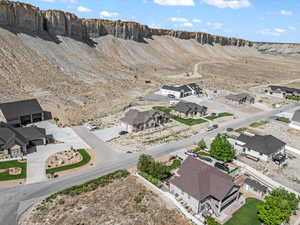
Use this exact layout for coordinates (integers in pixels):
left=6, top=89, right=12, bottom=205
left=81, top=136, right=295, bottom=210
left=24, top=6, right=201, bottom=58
left=46, top=149, right=91, bottom=174
left=153, top=106, right=207, bottom=126
left=0, top=160, right=27, bottom=181
left=224, top=198, right=263, bottom=225
left=250, top=120, right=269, bottom=128
left=276, top=117, right=291, bottom=123
left=286, top=95, right=300, bottom=101
left=205, top=112, right=233, bottom=121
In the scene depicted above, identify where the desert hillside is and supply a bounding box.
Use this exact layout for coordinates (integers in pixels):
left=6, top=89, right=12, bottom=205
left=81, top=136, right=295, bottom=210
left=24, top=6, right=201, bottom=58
left=0, top=0, right=299, bottom=125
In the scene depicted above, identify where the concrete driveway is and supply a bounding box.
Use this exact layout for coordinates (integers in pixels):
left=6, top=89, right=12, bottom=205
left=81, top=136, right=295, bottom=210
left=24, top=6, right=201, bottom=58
left=73, top=126, right=125, bottom=164
left=92, top=125, right=123, bottom=142
left=26, top=142, right=89, bottom=184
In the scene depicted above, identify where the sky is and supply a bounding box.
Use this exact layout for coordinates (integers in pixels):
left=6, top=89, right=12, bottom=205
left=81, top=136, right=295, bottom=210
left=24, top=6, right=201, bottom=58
left=20, top=0, right=300, bottom=43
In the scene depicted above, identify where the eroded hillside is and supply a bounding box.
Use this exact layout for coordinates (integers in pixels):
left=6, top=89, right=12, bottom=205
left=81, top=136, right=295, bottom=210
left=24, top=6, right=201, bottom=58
left=0, top=1, right=299, bottom=125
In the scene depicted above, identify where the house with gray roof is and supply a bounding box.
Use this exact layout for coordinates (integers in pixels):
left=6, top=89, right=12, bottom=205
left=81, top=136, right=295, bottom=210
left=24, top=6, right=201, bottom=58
left=0, top=122, right=47, bottom=157
left=173, top=101, right=207, bottom=119
left=170, top=156, right=240, bottom=217
left=265, top=85, right=300, bottom=98
left=289, top=110, right=300, bottom=131
left=225, top=93, right=255, bottom=104
left=244, top=178, right=268, bottom=199
left=235, top=133, right=286, bottom=161
left=0, top=99, right=52, bottom=127
left=160, top=83, right=202, bottom=99
left=120, top=109, right=169, bottom=133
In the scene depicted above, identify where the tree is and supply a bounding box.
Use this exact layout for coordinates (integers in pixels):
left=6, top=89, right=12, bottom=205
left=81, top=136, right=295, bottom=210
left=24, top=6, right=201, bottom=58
left=257, top=189, right=299, bottom=225
left=209, top=134, right=235, bottom=162
left=137, top=154, right=153, bottom=174
left=198, top=139, right=207, bottom=150
left=205, top=217, right=221, bottom=225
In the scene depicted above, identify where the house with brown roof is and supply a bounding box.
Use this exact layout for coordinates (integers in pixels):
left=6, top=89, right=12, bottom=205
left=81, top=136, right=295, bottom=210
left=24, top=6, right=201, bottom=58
left=170, top=157, right=240, bottom=217
left=173, top=101, right=207, bottom=119
left=225, top=93, right=255, bottom=105
left=120, top=109, right=169, bottom=133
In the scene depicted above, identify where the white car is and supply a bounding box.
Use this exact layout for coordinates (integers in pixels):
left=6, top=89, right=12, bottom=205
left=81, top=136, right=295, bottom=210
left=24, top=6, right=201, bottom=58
left=86, top=124, right=97, bottom=131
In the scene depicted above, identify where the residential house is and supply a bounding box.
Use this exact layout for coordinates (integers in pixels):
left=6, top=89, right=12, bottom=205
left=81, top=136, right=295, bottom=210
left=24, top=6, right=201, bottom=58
left=160, top=83, right=202, bottom=99
left=170, top=156, right=240, bottom=217
left=0, top=122, right=47, bottom=157
left=235, top=133, right=286, bottom=161
left=289, top=110, right=300, bottom=131
left=0, top=99, right=52, bottom=127
left=244, top=178, right=268, bottom=199
left=173, top=101, right=207, bottom=119
left=225, top=93, right=255, bottom=104
left=120, top=109, right=169, bottom=133
left=265, top=85, right=300, bottom=98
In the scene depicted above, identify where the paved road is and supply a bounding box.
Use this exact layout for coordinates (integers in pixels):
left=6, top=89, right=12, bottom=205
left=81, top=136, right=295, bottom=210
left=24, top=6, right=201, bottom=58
left=1, top=103, right=299, bottom=225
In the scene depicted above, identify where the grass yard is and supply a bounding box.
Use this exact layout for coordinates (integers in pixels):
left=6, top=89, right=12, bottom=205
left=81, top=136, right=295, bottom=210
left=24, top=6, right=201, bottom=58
left=276, top=117, right=291, bottom=123
left=205, top=112, right=233, bottom=121
left=153, top=106, right=207, bottom=126
left=250, top=120, right=269, bottom=128
left=224, top=198, right=263, bottom=225
left=0, top=160, right=27, bottom=181
left=46, top=149, right=91, bottom=174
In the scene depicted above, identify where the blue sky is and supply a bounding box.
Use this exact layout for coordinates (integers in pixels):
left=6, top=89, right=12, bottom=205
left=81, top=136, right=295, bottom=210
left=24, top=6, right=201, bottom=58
left=21, top=0, right=299, bottom=43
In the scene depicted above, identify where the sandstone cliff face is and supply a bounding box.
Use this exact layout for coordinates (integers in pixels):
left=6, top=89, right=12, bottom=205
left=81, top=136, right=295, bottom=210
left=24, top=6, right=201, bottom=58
left=0, top=0, right=256, bottom=46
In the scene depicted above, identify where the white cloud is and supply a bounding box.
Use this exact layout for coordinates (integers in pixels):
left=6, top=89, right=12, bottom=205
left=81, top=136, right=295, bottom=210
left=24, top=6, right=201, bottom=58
left=154, top=0, right=195, bottom=6
left=77, top=6, right=91, bottom=13
left=257, top=28, right=286, bottom=37
left=169, top=17, right=188, bottom=22
left=202, top=0, right=251, bottom=9
left=181, top=22, right=193, bottom=27
left=100, top=11, right=119, bottom=18
left=192, top=18, right=202, bottom=23
left=280, top=10, right=293, bottom=16
left=206, top=22, right=224, bottom=30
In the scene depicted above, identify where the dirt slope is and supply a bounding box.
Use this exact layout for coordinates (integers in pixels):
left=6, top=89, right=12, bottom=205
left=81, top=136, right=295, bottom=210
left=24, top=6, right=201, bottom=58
left=0, top=27, right=299, bottom=125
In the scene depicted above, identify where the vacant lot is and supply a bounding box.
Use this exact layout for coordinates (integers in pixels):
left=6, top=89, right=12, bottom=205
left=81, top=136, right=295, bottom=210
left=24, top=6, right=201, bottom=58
left=225, top=198, right=262, bottom=225
left=20, top=175, right=191, bottom=225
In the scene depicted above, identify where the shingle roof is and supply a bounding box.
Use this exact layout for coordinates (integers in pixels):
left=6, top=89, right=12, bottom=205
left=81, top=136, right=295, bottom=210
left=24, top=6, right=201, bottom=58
left=244, top=178, right=268, bottom=193
left=161, top=85, right=192, bottom=93
left=269, top=86, right=300, bottom=94
left=0, top=99, right=43, bottom=121
left=237, top=134, right=286, bottom=156
left=170, top=156, right=237, bottom=201
left=121, top=109, right=168, bottom=126
left=174, top=101, right=207, bottom=114
left=16, top=127, right=46, bottom=140
left=292, top=111, right=300, bottom=123
left=225, top=93, right=254, bottom=102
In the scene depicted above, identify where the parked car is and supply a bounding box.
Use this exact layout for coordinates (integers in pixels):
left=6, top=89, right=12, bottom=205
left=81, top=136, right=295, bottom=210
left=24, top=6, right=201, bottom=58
left=185, top=150, right=197, bottom=157
left=207, top=126, right=215, bottom=132
left=86, top=124, right=98, bottom=131
left=212, top=124, right=219, bottom=129
left=207, top=124, right=218, bottom=132
left=168, top=94, right=175, bottom=99
left=226, top=127, right=234, bottom=132
left=198, top=156, right=212, bottom=163
left=214, top=162, right=229, bottom=172
left=119, top=131, right=129, bottom=135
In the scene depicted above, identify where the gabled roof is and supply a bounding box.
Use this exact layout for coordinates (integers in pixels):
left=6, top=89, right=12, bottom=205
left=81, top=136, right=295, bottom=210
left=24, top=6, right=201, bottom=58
left=269, top=86, right=300, bottom=94
left=174, top=101, right=207, bottom=114
left=121, top=109, right=168, bottom=126
left=161, top=84, right=193, bottom=93
left=237, top=134, right=286, bottom=156
left=292, top=111, right=300, bottom=123
left=16, top=127, right=46, bottom=140
left=244, top=178, right=268, bottom=193
left=225, top=93, right=254, bottom=101
left=170, top=156, right=237, bottom=201
left=0, top=99, right=43, bottom=121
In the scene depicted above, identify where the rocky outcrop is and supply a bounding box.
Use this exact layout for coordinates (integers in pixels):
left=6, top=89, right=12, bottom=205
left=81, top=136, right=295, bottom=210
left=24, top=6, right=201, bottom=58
left=0, top=0, right=257, bottom=46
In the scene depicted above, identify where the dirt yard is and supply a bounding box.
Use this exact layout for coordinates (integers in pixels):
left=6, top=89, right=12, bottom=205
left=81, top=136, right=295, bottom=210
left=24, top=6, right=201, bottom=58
left=20, top=175, right=191, bottom=225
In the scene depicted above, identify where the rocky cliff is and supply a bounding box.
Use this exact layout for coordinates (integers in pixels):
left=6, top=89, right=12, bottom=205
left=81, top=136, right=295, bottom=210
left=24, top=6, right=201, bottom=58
left=0, top=0, right=253, bottom=46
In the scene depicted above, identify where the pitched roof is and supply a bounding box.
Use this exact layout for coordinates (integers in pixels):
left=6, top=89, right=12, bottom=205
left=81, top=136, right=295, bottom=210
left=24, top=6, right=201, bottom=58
left=225, top=93, right=254, bottom=101
left=244, top=178, right=268, bottom=193
left=269, top=86, right=300, bottom=94
left=170, top=156, right=237, bottom=201
left=121, top=109, right=168, bottom=126
left=16, top=127, right=46, bottom=140
left=0, top=99, right=43, bottom=121
left=237, top=134, right=286, bottom=156
left=292, top=111, right=300, bottom=123
left=161, top=84, right=192, bottom=93
left=174, top=101, right=207, bottom=114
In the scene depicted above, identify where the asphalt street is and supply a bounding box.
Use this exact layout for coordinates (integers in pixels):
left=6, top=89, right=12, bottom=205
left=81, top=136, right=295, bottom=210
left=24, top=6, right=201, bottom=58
left=0, top=102, right=299, bottom=225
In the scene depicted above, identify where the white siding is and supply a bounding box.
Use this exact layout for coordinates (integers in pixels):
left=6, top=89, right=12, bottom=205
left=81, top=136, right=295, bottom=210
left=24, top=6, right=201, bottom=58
left=170, top=183, right=200, bottom=213
left=160, top=89, right=182, bottom=99
left=290, top=122, right=300, bottom=131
